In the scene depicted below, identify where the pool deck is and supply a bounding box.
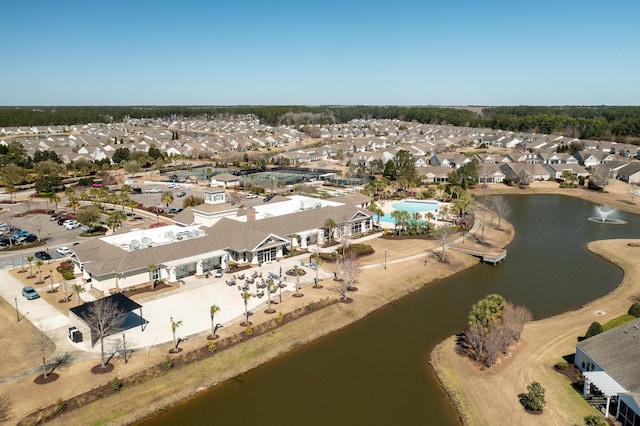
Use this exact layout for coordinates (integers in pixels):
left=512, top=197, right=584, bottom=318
left=376, top=198, right=451, bottom=229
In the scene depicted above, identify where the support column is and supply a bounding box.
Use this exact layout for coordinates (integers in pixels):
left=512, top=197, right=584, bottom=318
left=583, top=379, right=590, bottom=397
left=605, top=396, right=610, bottom=418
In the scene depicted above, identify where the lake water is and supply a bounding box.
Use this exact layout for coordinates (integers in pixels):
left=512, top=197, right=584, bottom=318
left=141, top=195, right=638, bottom=426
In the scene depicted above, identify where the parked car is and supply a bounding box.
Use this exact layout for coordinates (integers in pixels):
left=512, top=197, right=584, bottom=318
left=176, top=191, right=186, bottom=197
left=14, top=230, right=30, bottom=238
left=17, top=234, right=37, bottom=243
left=214, top=269, right=223, bottom=278
left=0, top=237, right=16, bottom=247
left=146, top=188, right=162, bottom=194
left=58, top=218, right=72, bottom=225
left=56, top=247, right=74, bottom=256
left=35, top=251, right=51, bottom=260
left=168, top=208, right=183, bottom=215
left=247, top=193, right=258, bottom=199
left=22, top=286, right=40, bottom=300
left=64, top=220, right=80, bottom=230
left=263, top=194, right=275, bottom=202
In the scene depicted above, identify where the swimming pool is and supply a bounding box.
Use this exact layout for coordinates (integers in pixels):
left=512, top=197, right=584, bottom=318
left=379, top=200, right=440, bottom=224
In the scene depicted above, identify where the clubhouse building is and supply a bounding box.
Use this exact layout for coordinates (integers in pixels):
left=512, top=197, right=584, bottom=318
left=72, top=190, right=373, bottom=294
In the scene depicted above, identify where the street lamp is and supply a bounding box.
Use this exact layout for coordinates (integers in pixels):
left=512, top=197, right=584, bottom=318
left=14, top=296, right=19, bottom=322
left=384, top=249, right=387, bottom=269
left=37, top=226, right=41, bottom=242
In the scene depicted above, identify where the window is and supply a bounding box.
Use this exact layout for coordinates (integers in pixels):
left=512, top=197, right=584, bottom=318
left=149, top=267, right=161, bottom=280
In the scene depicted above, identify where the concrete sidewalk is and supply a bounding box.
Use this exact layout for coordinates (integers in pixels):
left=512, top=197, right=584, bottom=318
left=0, top=253, right=331, bottom=361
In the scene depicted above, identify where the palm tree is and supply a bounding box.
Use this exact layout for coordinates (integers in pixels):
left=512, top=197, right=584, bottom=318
left=72, top=283, right=85, bottom=304
left=265, top=279, right=277, bottom=313
left=325, top=218, right=336, bottom=242
left=210, top=304, right=221, bottom=339
left=35, top=260, right=44, bottom=284
left=240, top=291, right=253, bottom=326
left=368, top=201, right=384, bottom=225
left=26, top=255, right=35, bottom=278
left=170, top=316, right=183, bottom=352
left=64, top=186, right=76, bottom=198
left=48, top=193, right=61, bottom=211
left=79, top=191, right=90, bottom=202
left=161, top=191, right=174, bottom=209
left=313, top=256, right=323, bottom=289
left=66, top=195, right=80, bottom=213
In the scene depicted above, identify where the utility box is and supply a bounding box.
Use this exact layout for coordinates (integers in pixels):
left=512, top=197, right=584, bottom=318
left=68, top=326, right=83, bottom=343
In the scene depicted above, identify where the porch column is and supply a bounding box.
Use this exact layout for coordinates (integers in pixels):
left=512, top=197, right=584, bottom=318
left=196, top=260, right=204, bottom=276
left=301, top=235, right=308, bottom=249
left=605, top=396, right=610, bottom=418
left=583, top=379, right=590, bottom=397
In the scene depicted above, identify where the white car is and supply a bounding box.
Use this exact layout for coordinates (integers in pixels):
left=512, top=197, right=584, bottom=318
left=64, top=220, right=80, bottom=230
left=57, top=247, right=74, bottom=256
left=247, top=193, right=258, bottom=199
left=146, top=188, right=162, bottom=194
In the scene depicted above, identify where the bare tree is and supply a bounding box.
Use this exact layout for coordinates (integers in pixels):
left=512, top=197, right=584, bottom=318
left=464, top=323, right=486, bottom=361
left=339, top=253, right=362, bottom=292
left=590, top=163, right=611, bottom=187
left=36, top=324, right=54, bottom=379
left=511, top=162, right=534, bottom=187
left=433, top=226, right=456, bottom=262
left=484, top=325, right=508, bottom=368
left=502, top=303, right=532, bottom=342
left=84, top=298, right=125, bottom=368
left=490, top=196, right=511, bottom=230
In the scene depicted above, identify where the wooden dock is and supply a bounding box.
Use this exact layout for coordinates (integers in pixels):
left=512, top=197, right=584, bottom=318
left=448, top=245, right=507, bottom=264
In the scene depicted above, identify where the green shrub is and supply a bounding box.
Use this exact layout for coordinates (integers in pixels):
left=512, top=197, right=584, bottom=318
left=307, top=302, right=316, bottom=310
left=585, top=322, right=604, bottom=339
left=277, top=311, right=283, bottom=323
left=584, top=414, right=607, bottom=426
left=111, top=377, right=122, bottom=391
left=55, top=399, right=67, bottom=413
left=207, top=341, right=217, bottom=352
left=555, top=360, right=568, bottom=370
left=518, top=381, right=546, bottom=412
left=245, top=325, right=253, bottom=336
left=62, top=270, right=75, bottom=280
left=628, top=303, right=640, bottom=318
left=165, top=356, right=173, bottom=369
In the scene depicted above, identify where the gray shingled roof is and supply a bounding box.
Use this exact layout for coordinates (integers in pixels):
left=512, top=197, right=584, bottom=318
left=577, top=317, right=640, bottom=391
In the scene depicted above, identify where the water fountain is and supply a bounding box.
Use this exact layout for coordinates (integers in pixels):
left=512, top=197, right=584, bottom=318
left=588, top=205, right=627, bottom=224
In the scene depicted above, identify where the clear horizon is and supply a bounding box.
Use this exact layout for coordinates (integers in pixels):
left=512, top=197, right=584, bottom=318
left=2, top=1, right=639, bottom=106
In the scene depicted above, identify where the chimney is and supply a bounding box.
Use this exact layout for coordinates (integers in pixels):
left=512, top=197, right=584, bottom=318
left=246, top=207, right=256, bottom=222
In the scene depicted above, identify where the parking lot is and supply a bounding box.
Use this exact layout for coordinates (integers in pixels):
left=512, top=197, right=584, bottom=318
left=0, top=206, right=87, bottom=267
left=0, top=183, right=211, bottom=268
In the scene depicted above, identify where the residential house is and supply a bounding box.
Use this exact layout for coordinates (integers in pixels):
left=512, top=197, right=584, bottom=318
left=575, top=318, right=640, bottom=422
left=615, top=162, right=640, bottom=185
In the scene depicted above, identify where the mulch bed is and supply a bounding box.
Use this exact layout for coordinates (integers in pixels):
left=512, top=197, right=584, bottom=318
left=91, top=364, right=115, bottom=374
left=21, top=296, right=339, bottom=425
left=33, top=373, right=59, bottom=385
left=121, top=282, right=173, bottom=297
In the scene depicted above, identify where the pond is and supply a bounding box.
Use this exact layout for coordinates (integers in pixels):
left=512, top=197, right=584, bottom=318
left=140, top=194, right=639, bottom=426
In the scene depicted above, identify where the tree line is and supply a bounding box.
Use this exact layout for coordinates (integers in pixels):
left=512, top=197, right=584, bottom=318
left=3, top=105, right=640, bottom=140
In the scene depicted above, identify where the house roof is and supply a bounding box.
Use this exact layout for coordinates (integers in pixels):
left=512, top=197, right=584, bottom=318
left=577, top=318, right=640, bottom=392
left=70, top=293, right=142, bottom=321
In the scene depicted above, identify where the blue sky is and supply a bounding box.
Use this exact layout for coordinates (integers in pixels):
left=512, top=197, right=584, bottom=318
left=2, top=0, right=639, bottom=106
